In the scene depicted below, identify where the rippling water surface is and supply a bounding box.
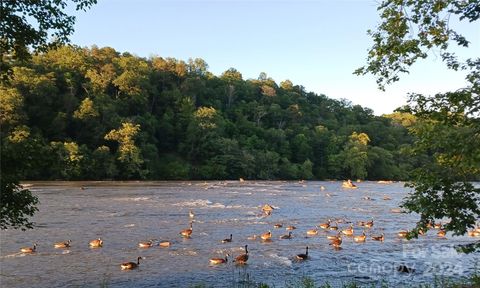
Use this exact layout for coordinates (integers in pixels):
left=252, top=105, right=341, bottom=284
left=1, top=181, right=478, bottom=287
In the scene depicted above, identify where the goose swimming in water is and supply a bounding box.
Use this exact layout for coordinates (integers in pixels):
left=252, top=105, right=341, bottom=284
left=327, top=233, right=341, bottom=241
left=221, top=234, right=233, bottom=243
left=364, top=220, right=374, bottom=228
left=353, top=232, right=366, bottom=243
left=159, top=241, right=171, bottom=247
left=210, top=254, right=230, bottom=264
left=341, top=225, right=354, bottom=236
left=262, top=204, right=274, bottom=212
left=234, top=245, right=249, bottom=264
left=319, top=220, right=330, bottom=230
left=54, top=240, right=71, bottom=249
left=180, top=222, right=193, bottom=238
left=89, top=238, right=103, bottom=248
left=20, top=243, right=36, bottom=253
left=260, top=231, right=272, bottom=241
left=306, top=227, right=318, bottom=235
left=371, top=233, right=384, bottom=241
left=437, top=229, right=446, bottom=238
left=121, top=257, right=142, bottom=270
left=329, top=236, right=342, bottom=248
left=280, top=232, right=293, bottom=239
left=138, top=241, right=153, bottom=248
left=296, top=246, right=309, bottom=260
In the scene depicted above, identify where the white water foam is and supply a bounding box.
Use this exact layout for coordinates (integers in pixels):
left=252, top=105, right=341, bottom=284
left=266, top=252, right=292, bottom=267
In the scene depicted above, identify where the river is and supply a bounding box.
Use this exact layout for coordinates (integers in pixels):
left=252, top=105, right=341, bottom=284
left=0, top=181, right=478, bottom=287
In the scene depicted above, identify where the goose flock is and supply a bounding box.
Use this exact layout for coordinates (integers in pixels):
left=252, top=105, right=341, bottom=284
left=16, top=181, right=480, bottom=274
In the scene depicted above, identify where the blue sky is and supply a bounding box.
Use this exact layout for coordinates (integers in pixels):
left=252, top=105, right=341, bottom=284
left=69, top=0, right=479, bottom=115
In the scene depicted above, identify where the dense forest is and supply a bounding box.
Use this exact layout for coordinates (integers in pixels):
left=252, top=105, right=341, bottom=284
left=1, top=45, right=424, bottom=181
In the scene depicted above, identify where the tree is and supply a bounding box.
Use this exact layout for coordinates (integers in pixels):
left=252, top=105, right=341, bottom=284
left=340, top=132, right=371, bottom=180
left=356, top=0, right=480, bottom=236
left=104, top=122, right=145, bottom=179
left=0, top=127, right=39, bottom=230
left=1, top=0, right=97, bottom=67
left=1, top=0, right=97, bottom=230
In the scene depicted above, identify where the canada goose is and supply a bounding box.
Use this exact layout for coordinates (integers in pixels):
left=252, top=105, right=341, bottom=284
left=138, top=241, right=153, bottom=248
left=121, top=256, right=142, bottom=270
left=371, top=233, right=384, bottom=241
left=398, top=230, right=408, bottom=238
left=189, top=210, right=195, bottom=218
left=54, top=240, right=71, bottom=249
left=159, top=241, right=171, bottom=247
left=286, top=225, right=297, bottom=231
left=354, top=232, right=366, bottom=243
left=342, top=180, right=357, bottom=188
left=210, top=254, right=230, bottom=264
left=234, top=245, right=249, bottom=264
left=327, top=233, right=341, bottom=241
left=329, top=225, right=338, bottom=231
left=221, top=234, right=233, bottom=243
left=260, top=231, right=272, bottom=241
left=280, top=232, right=293, bottom=239
left=89, top=238, right=103, bottom=248
left=20, top=243, right=36, bottom=253
left=329, top=236, right=342, bottom=248
left=262, top=204, right=274, bottom=211
left=319, top=220, right=330, bottom=229
left=341, top=225, right=354, bottom=236
left=296, top=246, right=309, bottom=260
left=397, top=264, right=415, bottom=273
left=306, top=227, right=318, bottom=235
left=262, top=204, right=274, bottom=213
left=180, top=222, right=193, bottom=238
left=365, top=220, right=374, bottom=228
left=437, top=229, right=446, bottom=238
left=273, top=223, right=283, bottom=228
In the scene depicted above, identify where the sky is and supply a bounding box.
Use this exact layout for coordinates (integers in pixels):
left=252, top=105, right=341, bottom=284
left=68, top=0, right=479, bottom=115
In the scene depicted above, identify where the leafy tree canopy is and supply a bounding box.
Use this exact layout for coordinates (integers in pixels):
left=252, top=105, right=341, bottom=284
left=357, top=0, right=480, bottom=237
left=1, top=0, right=97, bottom=230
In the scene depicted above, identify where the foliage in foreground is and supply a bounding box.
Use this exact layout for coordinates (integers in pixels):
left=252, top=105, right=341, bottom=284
left=356, top=0, right=480, bottom=237
left=1, top=0, right=96, bottom=231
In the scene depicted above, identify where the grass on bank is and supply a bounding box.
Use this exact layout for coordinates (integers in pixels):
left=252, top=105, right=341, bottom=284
left=190, top=271, right=480, bottom=288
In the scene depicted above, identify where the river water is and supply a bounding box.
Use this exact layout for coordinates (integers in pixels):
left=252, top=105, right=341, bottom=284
left=0, top=181, right=478, bottom=287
